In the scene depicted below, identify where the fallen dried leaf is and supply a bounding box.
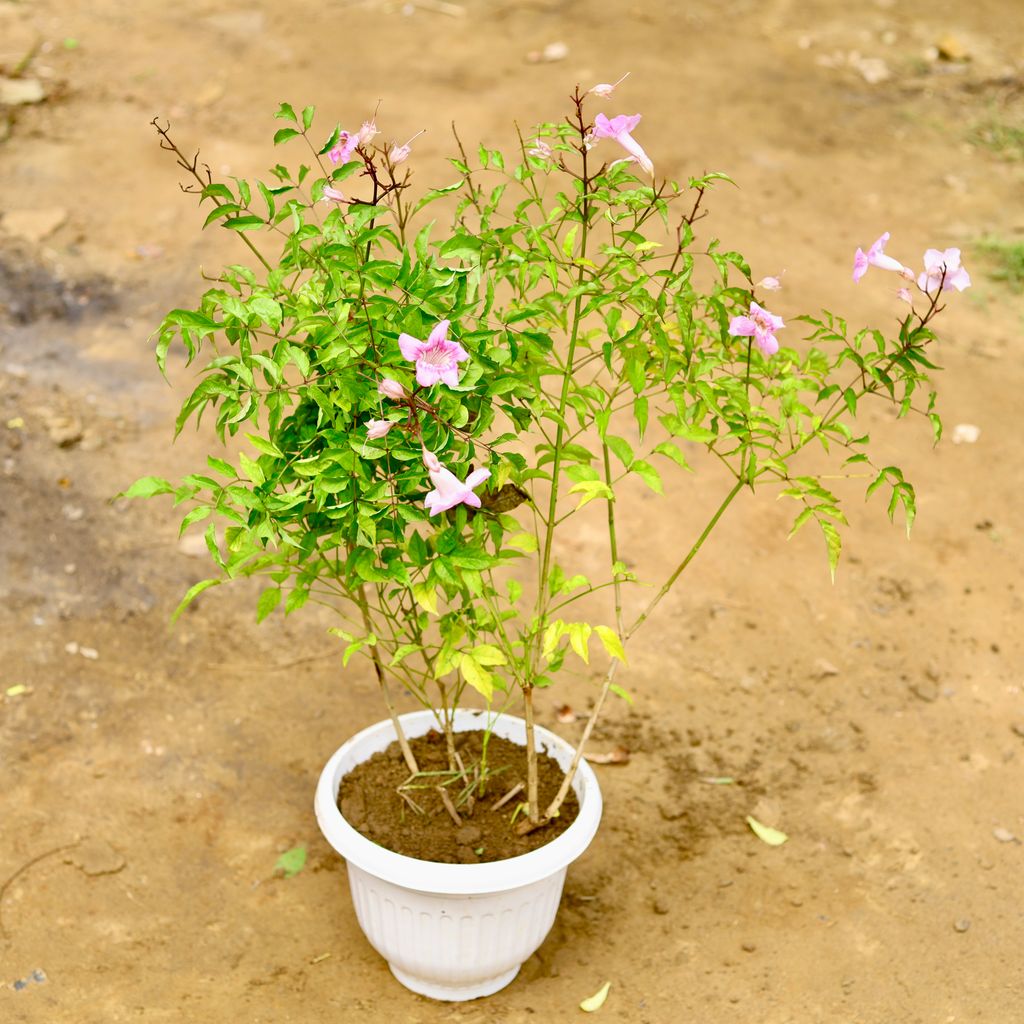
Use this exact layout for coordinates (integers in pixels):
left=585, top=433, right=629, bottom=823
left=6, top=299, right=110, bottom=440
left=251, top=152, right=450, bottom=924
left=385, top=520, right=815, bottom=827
left=555, top=704, right=577, bottom=723
left=580, top=981, right=611, bottom=1012
left=746, top=815, right=789, bottom=846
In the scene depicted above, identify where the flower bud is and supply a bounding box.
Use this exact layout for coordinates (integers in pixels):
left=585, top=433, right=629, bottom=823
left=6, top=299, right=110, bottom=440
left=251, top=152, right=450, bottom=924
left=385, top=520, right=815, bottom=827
left=366, top=419, right=394, bottom=440
left=378, top=378, right=406, bottom=401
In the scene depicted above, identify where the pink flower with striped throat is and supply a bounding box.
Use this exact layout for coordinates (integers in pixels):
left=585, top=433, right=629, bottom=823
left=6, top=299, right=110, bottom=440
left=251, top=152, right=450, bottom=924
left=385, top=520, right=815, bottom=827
left=398, top=319, right=469, bottom=388
left=729, top=301, right=785, bottom=356
left=917, top=248, right=971, bottom=294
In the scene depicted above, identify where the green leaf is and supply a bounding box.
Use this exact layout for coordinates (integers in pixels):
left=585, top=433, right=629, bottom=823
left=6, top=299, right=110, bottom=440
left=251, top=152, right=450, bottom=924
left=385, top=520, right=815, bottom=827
left=652, top=441, right=691, bottom=472
left=274, top=845, right=307, bottom=878
left=274, top=127, right=301, bottom=145
left=630, top=460, right=663, bottom=494
left=256, top=587, right=281, bottom=623
left=246, top=434, right=284, bottom=458
left=594, top=625, right=627, bottom=664
left=604, top=435, right=634, bottom=469
left=170, top=578, right=220, bottom=625
left=746, top=816, right=788, bottom=846
left=301, top=105, right=315, bottom=131
left=239, top=452, right=266, bottom=486
left=118, top=476, right=174, bottom=499
left=609, top=683, right=633, bottom=704
left=820, top=519, right=841, bottom=582
left=274, top=102, right=298, bottom=123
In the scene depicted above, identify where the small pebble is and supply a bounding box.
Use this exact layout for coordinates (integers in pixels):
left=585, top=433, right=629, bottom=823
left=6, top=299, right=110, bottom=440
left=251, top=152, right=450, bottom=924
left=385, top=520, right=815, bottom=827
left=954, top=918, right=971, bottom=933
left=992, top=827, right=1016, bottom=843
left=741, top=942, right=756, bottom=953
left=652, top=897, right=670, bottom=915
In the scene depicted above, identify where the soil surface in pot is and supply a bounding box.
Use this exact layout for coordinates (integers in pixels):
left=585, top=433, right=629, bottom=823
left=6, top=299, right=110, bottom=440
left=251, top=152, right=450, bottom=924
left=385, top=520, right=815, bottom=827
left=338, top=730, right=580, bottom=862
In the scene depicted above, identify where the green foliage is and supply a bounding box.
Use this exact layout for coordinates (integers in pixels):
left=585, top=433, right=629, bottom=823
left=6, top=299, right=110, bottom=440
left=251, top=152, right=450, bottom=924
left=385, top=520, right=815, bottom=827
left=138, top=95, right=945, bottom=725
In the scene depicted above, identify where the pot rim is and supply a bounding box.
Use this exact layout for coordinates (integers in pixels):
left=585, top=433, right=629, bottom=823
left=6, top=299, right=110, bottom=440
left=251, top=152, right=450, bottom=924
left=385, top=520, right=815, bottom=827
left=315, top=709, right=603, bottom=895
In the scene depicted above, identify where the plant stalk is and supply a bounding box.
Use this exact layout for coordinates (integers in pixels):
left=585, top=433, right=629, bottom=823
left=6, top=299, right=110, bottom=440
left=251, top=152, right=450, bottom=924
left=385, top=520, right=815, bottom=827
left=357, top=585, right=419, bottom=774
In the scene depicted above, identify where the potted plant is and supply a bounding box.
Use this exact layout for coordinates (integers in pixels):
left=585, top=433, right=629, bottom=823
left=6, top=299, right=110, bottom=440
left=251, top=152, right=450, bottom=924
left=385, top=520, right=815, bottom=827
left=126, top=82, right=968, bottom=1000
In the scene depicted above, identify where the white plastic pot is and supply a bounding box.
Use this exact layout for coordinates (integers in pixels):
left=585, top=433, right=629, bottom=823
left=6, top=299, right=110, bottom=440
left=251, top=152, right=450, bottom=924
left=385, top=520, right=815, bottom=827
left=314, top=709, right=603, bottom=1001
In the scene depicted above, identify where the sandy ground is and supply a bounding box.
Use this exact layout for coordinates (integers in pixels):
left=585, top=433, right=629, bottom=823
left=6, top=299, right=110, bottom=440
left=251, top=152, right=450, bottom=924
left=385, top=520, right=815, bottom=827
left=1, top=1, right=1023, bottom=1021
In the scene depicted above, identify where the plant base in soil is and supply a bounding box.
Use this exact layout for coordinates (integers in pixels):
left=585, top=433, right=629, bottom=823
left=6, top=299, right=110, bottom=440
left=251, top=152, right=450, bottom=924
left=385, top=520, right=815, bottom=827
left=337, top=729, right=580, bottom=862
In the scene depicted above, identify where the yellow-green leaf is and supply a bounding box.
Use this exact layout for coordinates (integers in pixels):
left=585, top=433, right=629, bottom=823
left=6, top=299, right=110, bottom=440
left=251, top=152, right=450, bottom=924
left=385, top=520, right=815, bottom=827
left=542, top=620, right=563, bottom=661
left=239, top=451, right=265, bottom=486
left=507, top=532, right=538, bottom=553
left=580, top=981, right=611, bottom=1013
left=412, top=583, right=438, bottom=615
left=568, top=480, right=614, bottom=510
left=568, top=622, right=592, bottom=664
left=746, top=815, right=788, bottom=846
left=471, top=644, right=507, bottom=667
left=594, top=625, right=627, bottom=664
left=459, top=654, right=494, bottom=701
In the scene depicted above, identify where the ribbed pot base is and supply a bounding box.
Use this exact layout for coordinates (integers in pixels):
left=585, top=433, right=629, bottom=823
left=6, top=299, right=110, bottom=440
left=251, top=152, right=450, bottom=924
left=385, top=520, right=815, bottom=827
left=389, top=963, right=520, bottom=1002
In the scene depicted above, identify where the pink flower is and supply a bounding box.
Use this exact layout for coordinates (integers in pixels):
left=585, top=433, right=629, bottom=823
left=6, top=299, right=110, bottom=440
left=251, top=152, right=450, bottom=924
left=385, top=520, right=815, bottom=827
left=589, top=72, right=630, bottom=98
left=389, top=129, right=425, bottom=166
left=328, top=130, right=358, bottom=166
left=917, top=248, right=971, bottom=294
left=321, top=184, right=346, bottom=204
left=366, top=419, right=394, bottom=440
left=398, top=320, right=469, bottom=388
left=853, top=231, right=912, bottom=283
left=356, top=120, right=378, bottom=146
left=378, top=378, right=406, bottom=401
left=756, top=272, right=785, bottom=291
left=592, top=112, right=653, bottom=176
left=422, top=448, right=490, bottom=515
left=527, top=139, right=553, bottom=160
left=729, top=301, right=785, bottom=356
left=896, top=287, right=913, bottom=305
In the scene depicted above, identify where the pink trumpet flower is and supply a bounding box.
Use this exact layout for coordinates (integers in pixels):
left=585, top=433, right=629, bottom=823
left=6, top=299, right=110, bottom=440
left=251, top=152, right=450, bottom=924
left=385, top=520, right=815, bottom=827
left=917, top=248, right=971, bottom=294
left=366, top=419, right=394, bottom=440
left=527, top=139, right=553, bottom=160
left=756, top=271, right=785, bottom=291
left=422, top=448, right=491, bottom=516
left=356, top=119, right=378, bottom=146
left=321, top=184, right=346, bottom=204
left=378, top=378, right=406, bottom=401
left=398, top=319, right=469, bottom=388
left=729, top=301, right=785, bottom=356
left=328, top=130, right=358, bottom=166
left=852, top=231, right=912, bottom=283
left=389, top=129, right=425, bottom=166
left=592, top=112, right=653, bottom=176
left=589, top=72, right=630, bottom=98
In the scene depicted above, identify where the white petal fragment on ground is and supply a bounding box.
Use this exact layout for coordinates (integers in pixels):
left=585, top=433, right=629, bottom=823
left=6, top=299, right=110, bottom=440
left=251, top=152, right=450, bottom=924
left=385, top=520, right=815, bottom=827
left=580, top=981, right=611, bottom=1013
left=746, top=815, right=789, bottom=846
left=951, top=423, right=981, bottom=444
left=584, top=745, right=630, bottom=765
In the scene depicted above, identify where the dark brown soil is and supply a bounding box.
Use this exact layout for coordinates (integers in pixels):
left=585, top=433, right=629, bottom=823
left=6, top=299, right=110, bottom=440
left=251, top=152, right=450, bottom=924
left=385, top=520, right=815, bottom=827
left=338, top=730, right=580, bottom=863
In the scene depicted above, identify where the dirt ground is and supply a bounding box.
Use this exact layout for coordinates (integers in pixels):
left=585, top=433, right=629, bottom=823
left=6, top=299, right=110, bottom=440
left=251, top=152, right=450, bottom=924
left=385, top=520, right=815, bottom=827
left=2, top=1, right=1023, bottom=1021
